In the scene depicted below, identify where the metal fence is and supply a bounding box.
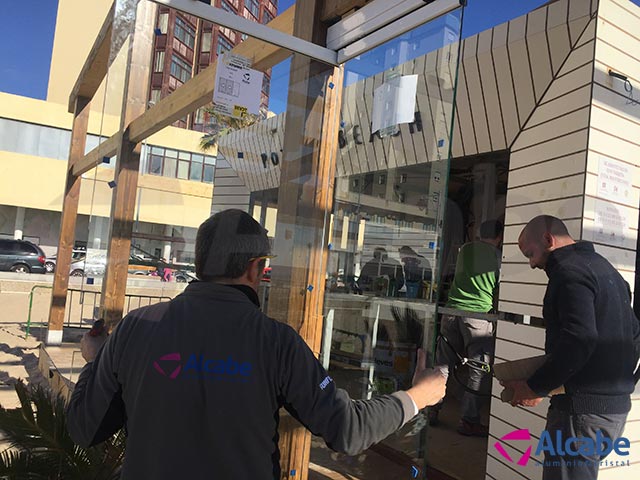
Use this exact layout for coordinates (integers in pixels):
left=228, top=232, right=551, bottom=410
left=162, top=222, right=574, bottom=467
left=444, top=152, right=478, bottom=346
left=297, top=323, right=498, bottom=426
left=63, top=288, right=172, bottom=328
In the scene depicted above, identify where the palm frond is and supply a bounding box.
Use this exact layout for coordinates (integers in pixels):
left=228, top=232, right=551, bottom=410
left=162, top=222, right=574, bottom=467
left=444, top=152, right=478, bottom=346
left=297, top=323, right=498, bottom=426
left=199, top=105, right=263, bottom=151
left=0, top=448, right=52, bottom=479
left=0, top=382, right=125, bottom=479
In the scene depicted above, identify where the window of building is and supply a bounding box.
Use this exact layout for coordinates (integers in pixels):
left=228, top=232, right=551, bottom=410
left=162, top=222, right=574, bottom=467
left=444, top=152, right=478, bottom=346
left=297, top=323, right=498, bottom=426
left=153, top=51, right=165, bottom=73
left=149, top=147, right=164, bottom=175
left=174, top=17, right=196, bottom=49
left=201, top=31, right=212, bottom=53
left=262, top=75, right=270, bottom=96
left=150, top=89, right=161, bottom=105
left=163, top=149, right=178, bottom=177
left=194, top=108, right=206, bottom=124
left=220, top=0, right=236, bottom=12
left=190, top=154, right=204, bottom=182
left=246, top=0, right=260, bottom=18
left=203, top=157, right=216, bottom=183
left=261, top=9, right=274, bottom=24
left=157, top=12, right=169, bottom=34
left=146, top=146, right=215, bottom=184
left=170, top=54, right=192, bottom=83
left=216, top=35, right=234, bottom=56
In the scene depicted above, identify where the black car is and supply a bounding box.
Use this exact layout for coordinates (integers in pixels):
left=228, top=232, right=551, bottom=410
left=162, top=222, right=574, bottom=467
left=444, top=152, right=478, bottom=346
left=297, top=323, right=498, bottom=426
left=0, top=239, right=47, bottom=274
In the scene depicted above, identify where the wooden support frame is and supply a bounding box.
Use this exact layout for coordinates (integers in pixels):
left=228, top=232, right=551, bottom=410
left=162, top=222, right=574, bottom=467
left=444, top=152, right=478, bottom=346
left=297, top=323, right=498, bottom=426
left=75, top=6, right=296, bottom=176
left=71, top=132, right=121, bottom=176
left=46, top=96, right=92, bottom=345
left=99, top=1, right=157, bottom=328
left=266, top=0, right=344, bottom=477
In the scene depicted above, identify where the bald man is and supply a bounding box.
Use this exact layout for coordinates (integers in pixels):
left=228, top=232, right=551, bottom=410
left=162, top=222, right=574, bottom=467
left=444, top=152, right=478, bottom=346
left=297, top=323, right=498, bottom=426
left=505, top=215, right=640, bottom=480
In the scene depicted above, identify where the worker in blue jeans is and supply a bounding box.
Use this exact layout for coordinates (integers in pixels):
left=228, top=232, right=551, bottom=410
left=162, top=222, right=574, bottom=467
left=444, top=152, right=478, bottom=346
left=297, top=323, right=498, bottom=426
left=430, top=219, right=503, bottom=436
left=503, top=215, right=639, bottom=480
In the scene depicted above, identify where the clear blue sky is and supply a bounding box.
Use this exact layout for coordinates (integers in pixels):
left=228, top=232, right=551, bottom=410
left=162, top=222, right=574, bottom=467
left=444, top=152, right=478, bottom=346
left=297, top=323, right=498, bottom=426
left=2, top=0, right=640, bottom=107
left=0, top=0, right=58, bottom=99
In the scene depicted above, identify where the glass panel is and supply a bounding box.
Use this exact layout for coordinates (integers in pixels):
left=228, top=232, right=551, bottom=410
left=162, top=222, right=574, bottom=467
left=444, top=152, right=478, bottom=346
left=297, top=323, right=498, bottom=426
left=312, top=9, right=465, bottom=478
left=201, top=31, right=212, bottom=53
left=149, top=155, right=163, bottom=175
left=163, top=157, right=177, bottom=177
left=153, top=51, right=165, bottom=72
left=203, top=164, right=215, bottom=183
left=177, top=161, right=190, bottom=180
left=189, top=163, right=203, bottom=182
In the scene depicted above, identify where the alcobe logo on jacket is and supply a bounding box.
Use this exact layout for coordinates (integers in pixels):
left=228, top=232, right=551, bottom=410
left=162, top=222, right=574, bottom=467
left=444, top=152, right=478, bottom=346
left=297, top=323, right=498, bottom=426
left=153, top=352, right=252, bottom=382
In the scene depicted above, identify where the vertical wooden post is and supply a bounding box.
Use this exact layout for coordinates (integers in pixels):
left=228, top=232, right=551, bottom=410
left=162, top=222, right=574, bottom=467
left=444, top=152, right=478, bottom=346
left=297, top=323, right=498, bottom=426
left=100, top=1, right=156, bottom=328
left=46, top=96, right=91, bottom=345
left=267, top=0, right=344, bottom=475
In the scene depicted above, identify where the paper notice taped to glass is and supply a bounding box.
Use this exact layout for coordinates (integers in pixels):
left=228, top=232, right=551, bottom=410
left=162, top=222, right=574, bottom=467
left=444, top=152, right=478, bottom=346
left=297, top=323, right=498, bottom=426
left=213, top=54, right=264, bottom=119
left=371, top=75, right=418, bottom=134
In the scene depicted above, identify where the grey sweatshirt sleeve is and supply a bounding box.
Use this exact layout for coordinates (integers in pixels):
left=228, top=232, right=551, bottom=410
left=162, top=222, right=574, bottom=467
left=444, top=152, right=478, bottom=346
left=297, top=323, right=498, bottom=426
left=66, top=322, right=126, bottom=448
left=277, top=324, right=416, bottom=456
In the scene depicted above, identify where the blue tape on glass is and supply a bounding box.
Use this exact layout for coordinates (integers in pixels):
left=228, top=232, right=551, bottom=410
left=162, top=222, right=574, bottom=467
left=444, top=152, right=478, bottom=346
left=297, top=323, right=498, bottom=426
left=108, top=180, right=117, bottom=189
left=437, top=139, right=445, bottom=147
left=102, top=157, right=110, bottom=164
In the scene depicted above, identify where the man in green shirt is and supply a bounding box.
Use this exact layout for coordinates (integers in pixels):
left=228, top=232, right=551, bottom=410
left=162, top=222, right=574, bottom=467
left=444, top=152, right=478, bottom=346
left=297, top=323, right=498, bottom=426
left=430, top=220, right=503, bottom=436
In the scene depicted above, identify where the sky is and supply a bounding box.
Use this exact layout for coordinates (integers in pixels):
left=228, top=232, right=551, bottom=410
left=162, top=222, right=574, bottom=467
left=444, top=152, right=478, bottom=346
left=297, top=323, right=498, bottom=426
left=2, top=0, right=640, bottom=108
left=0, top=0, right=58, bottom=99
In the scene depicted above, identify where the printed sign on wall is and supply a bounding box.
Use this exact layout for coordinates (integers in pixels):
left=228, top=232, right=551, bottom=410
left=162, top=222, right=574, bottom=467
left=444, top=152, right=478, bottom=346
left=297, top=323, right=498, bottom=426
left=213, top=54, right=264, bottom=119
left=371, top=75, right=418, bottom=134
left=593, top=199, right=628, bottom=246
left=597, top=156, right=632, bottom=203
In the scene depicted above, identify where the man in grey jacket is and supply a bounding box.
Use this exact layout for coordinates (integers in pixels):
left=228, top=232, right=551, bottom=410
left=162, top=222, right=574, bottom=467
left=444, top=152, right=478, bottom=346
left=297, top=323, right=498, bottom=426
left=68, top=209, right=446, bottom=479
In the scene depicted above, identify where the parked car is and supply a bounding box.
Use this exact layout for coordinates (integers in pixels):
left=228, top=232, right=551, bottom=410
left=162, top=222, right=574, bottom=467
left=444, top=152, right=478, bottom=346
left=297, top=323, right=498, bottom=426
left=0, top=239, right=47, bottom=274
left=68, top=250, right=189, bottom=280
left=44, top=248, right=87, bottom=273
left=174, top=268, right=196, bottom=283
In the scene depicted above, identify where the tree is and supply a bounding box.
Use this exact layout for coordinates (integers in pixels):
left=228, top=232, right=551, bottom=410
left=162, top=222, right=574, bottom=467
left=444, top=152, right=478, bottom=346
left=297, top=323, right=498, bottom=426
left=0, top=382, right=125, bottom=479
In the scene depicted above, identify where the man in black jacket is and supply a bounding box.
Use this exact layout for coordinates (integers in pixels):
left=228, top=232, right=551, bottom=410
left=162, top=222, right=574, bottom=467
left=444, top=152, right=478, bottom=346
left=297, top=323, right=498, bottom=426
left=68, top=209, right=446, bottom=479
left=506, top=215, right=640, bottom=480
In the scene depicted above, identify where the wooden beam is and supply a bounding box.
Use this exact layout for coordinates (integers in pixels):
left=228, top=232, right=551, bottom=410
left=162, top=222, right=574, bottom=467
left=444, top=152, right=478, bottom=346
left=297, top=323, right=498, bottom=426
left=77, top=6, right=294, bottom=171
left=71, top=132, right=121, bottom=176
left=100, top=1, right=157, bottom=329
left=320, top=0, right=370, bottom=23
left=267, top=0, right=344, bottom=477
left=127, top=6, right=295, bottom=144
left=46, top=96, right=92, bottom=345
left=67, top=2, right=115, bottom=113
